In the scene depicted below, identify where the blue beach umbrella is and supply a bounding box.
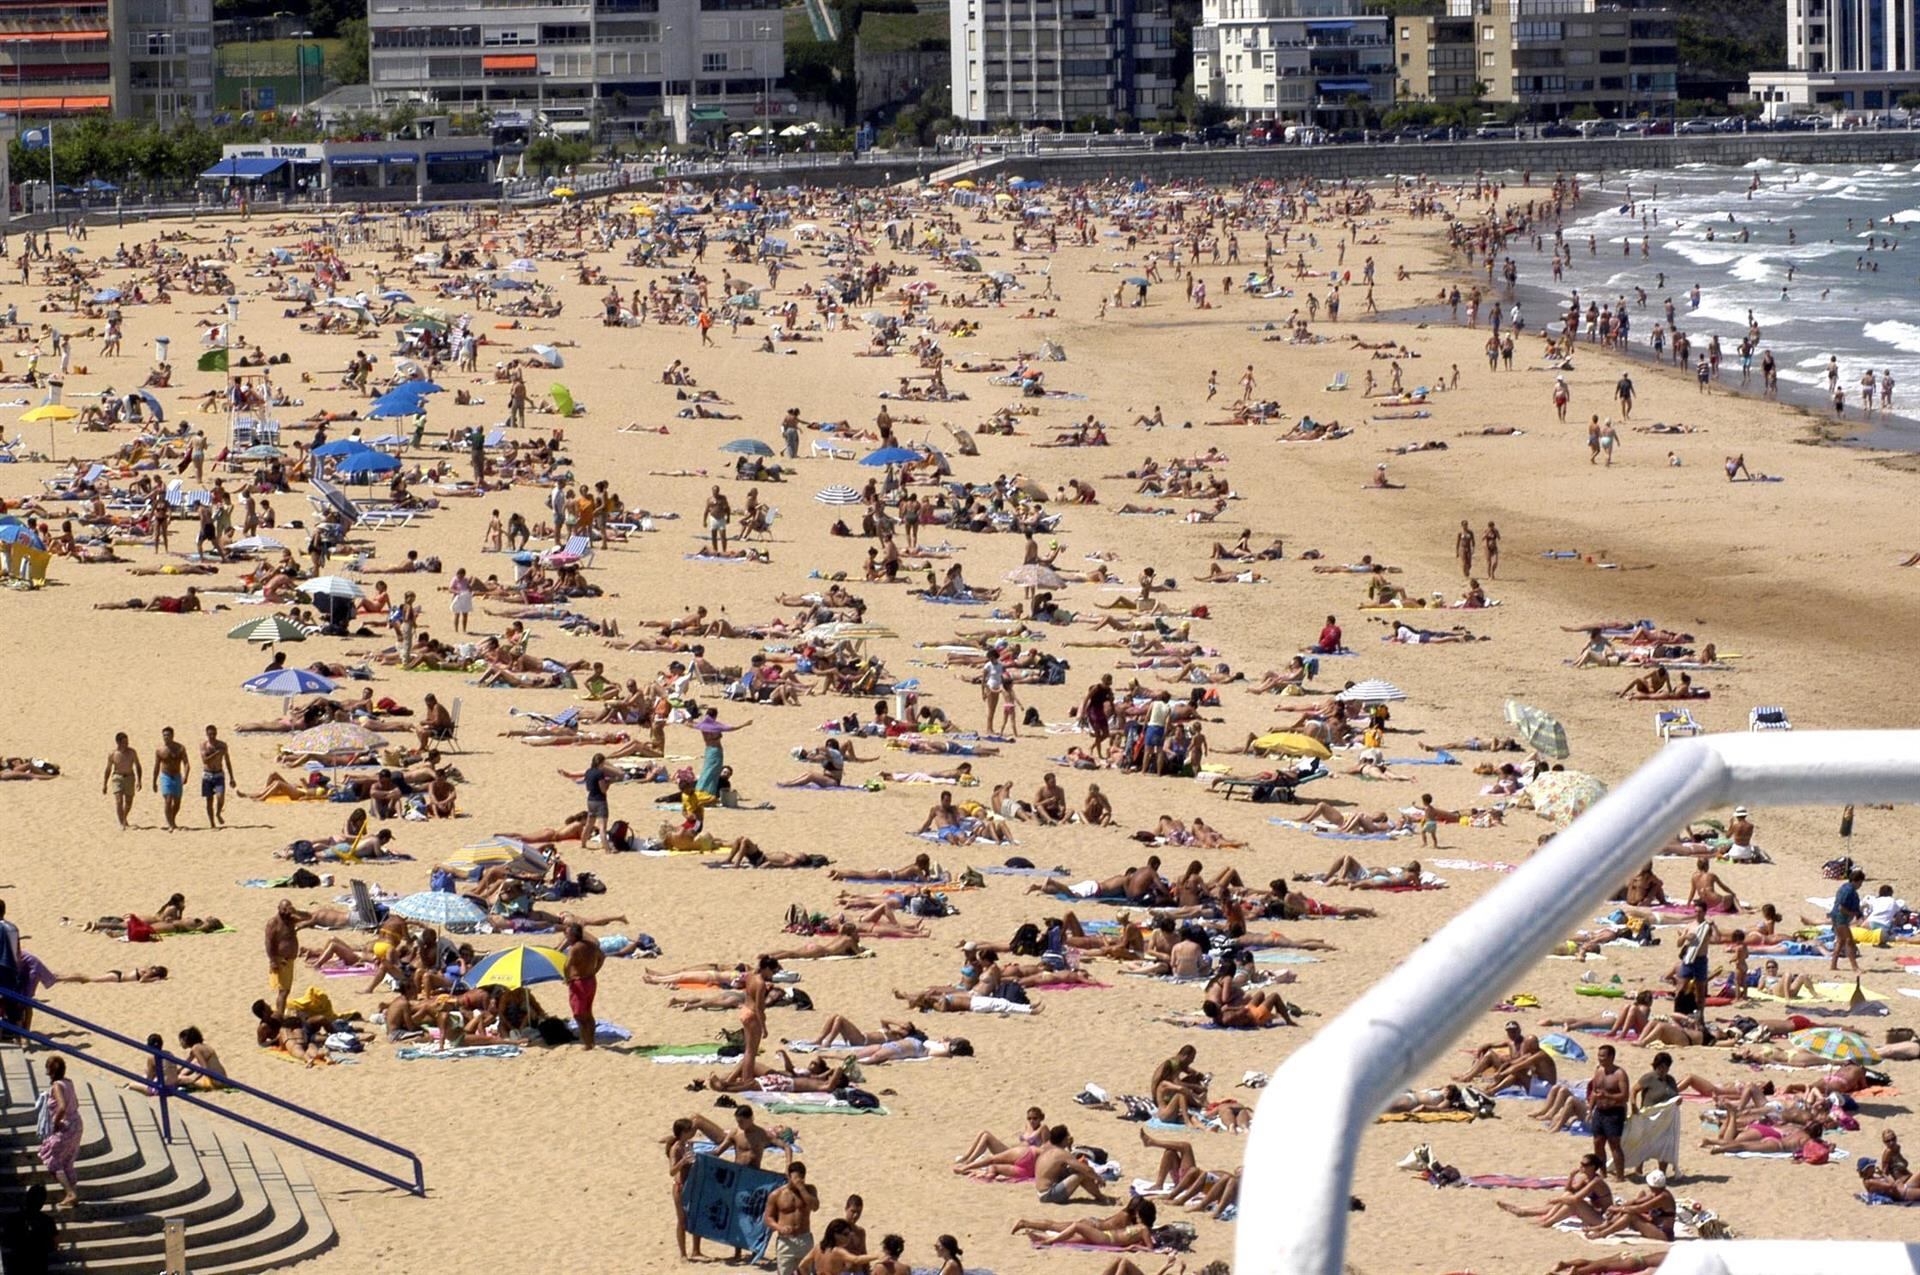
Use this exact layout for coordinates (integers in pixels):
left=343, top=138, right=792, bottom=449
left=311, top=438, right=373, bottom=459
left=860, top=446, right=919, bottom=467
left=368, top=394, right=426, bottom=420
left=243, top=668, right=337, bottom=696
left=334, top=450, right=401, bottom=477
left=721, top=438, right=774, bottom=456
left=0, top=522, right=45, bottom=549
left=389, top=891, right=487, bottom=929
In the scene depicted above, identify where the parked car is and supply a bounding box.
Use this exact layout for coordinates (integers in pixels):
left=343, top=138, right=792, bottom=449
left=1473, top=125, right=1520, bottom=140
left=1247, top=119, right=1280, bottom=145
left=1581, top=121, right=1621, bottom=137
left=1539, top=122, right=1578, bottom=138
left=1151, top=131, right=1192, bottom=149
left=1199, top=123, right=1239, bottom=145
left=1331, top=128, right=1367, bottom=145
left=1675, top=117, right=1721, bottom=134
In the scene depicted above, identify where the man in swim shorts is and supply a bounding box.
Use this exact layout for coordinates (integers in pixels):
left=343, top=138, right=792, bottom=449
left=564, top=921, right=604, bottom=1050
left=153, top=726, right=190, bottom=832
left=103, top=731, right=142, bottom=829
left=200, top=725, right=236, bottom=829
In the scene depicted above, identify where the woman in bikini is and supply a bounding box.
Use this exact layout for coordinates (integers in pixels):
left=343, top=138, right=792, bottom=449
left=1019, top=1197, right=1158, bottom=1248
left=1497, top=1154, right=1614, bottom=1229
left=954, top=1108, right=1047, bottom=1176
left=62, top=966, right=169, bottom=984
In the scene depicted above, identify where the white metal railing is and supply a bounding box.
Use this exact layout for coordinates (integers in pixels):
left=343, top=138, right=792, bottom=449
left=1238, top=731, right=1920, bottom=1275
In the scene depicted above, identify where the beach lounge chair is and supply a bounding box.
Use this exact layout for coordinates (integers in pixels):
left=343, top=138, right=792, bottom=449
left=544, top=534, right=594, bottom=568
left=358, top=507, right=416, bottom=530
left=811, top=439, right=854, bottom=460
left=441, top=698, right=463, bottom=752
left=1749, top=706, right=1792, bottom=732
left=347, top=879, right=381, bottom=930
left=1326, top=371, right=1349, bottom=392
left=1655, top=708, right=1703, bottom=740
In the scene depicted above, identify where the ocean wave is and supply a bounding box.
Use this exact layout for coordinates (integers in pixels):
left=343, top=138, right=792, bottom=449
left=1744, top=158, right=1777, bottom=169
left=1864, top=320, right=1920, bottom=356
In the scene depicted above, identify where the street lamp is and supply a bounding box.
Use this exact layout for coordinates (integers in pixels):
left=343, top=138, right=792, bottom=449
left=757, top=21, right=773, bottom=144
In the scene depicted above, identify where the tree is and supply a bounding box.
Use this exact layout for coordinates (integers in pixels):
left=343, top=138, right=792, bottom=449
left=523, top=136, right=592, bottom=174
left=334, top=18, right=370, bottom=87
left=1900, top=92, right=1920, bottom=111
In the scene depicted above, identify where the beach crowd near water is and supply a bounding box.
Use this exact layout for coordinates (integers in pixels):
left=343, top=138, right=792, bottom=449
left=2, top=158, right=1920, bottom=1273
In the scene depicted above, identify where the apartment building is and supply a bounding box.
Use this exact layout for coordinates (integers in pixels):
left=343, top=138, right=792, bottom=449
left=1396, top=0, right=1677, bottom=119
left=0, top=0, right=212, bottom=121
left=1193, top=0, right=1392, bottom=120
left=366, top=0, right=785, bottom=137
left=1751, top=0, right=1920, bottom=112
left=949, top=0, right=1178, bottom=125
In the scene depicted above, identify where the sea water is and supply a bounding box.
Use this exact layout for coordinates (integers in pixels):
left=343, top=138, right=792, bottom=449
left=1518, top=159, right=1920, bottom=446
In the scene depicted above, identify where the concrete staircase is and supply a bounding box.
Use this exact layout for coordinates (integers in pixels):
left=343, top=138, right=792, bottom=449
left=0, top=1048, right=338, bottom=1272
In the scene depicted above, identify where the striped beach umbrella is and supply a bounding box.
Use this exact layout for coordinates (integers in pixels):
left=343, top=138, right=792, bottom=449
left=227, top=616, right=308, bottom=644
left=469, top=945, right=568, bottom=990
left=298, top=576, right=363, bottom=600
left=1505, top=701, right=1571, bottom=760
left=1336, top=679, right=1407, bottom=704
left=721, top=438, right=774, bottom=456
left=815, top=485, right=861, bottom=505
left=282, top=721, right=386, bottom=757
left=1788, top=1028, right=1879, bottom=1064
left=389, top=892, right=487, bottom=930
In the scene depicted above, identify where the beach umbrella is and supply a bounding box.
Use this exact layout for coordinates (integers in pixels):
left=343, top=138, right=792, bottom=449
left=721, top=438, right=774, bottom=457
left=227, top=615, right=308, bottom=644
left=627, top=204, right=656, bottom=217
left=508, top=258, right=538, bottom=273
left=1122, top=276, right=1150, bottom=287
left=242, top=668, right=336, bottom=696
left=335, top=450, right=401, bottom=477
left=951, top=180, right=976, bottom=190
left=1788, top=1028, right=1879, bottom=1064
left=1525, top=770, right=1608, bottom=826
left=815, top=485, right=861, bottom=505
left=550, top=383, right=576, bottom=417
left=468, top=944, right=568, bottom=990
left=132, top=389, right=165, bottom=422
left=91, top=288, right=122, bottom=303
left=723, top=200, right=757, bottom=212
left=284, top=721, right=386, bottom=757
left=311, top=438, right=373, bottom=459
left=1504, top=700, right=1571, bottom=760
left=229, top=535, right=285, bottom=553
left=1009, top=178, right=1045, bottom=191
left=551, top=187, right=576, bottom=199
left=1004, top=564, right=1066, bottom=589
left=1539, top=1033, right=1588, bottom=1063
left=298, top=576, right=364, bottom=600
left=860, top=446, right=919, bottom=467
left=379, top=289, right=414, bottom=302
left=1337, top=679, right=1408, bottom=704
left=528, top=345, right=563, bottom=368
left=389, top=891, right=487, bottom=929
left=1249, top=732, right=1332, bottom=759
left=20, top=404, right=77, bottom=422
left=0, top=523, right=44, bottom=549
left=367, top=394, right=425, bottom=420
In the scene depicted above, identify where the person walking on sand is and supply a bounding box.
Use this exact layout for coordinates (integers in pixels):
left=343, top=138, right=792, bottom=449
left=764, top=1161, right=819, bottom=1275
left=153, top=726, right=189, bottom=832
left=564, top=921, right=604, bottom=1050
left=1830, top=867, right=1865, bottom=975
left=37, top=1055, right=81, bottom=1210
left=1552, top=375, right=1570, bottom=422
left=1455, top=520, right=1475, bottom=578
left=1588, top=416, right=1603, bottom=465
left=200, top=725, right=235, bottom=829
left=1483, top=521, right=1501, bottom=579
left=1589, top=1043, right=1631, bottom=1181
left=1614, top=372, right=1635, bottom=419
left=103, top=731, right=141, bottom=829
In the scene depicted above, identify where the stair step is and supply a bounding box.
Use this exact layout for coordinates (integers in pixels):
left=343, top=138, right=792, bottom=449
left=47, top=1121, right=258, bottom=1259
left=0, top=1085, right=128, bottom=1181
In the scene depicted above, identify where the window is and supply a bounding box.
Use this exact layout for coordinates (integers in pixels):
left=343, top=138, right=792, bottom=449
left=1481, top=50, right=1494, bottom=65
left=1481, top=25, right=1493, bottom=41
left=702, top=50, right=727, bottom=71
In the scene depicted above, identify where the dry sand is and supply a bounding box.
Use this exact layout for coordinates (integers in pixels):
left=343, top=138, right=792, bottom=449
left=3, top=177, right=1919, bottom=1275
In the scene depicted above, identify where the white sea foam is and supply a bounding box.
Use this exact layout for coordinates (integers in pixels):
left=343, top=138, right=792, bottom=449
left=1864, top=320, right=1920, bottom=356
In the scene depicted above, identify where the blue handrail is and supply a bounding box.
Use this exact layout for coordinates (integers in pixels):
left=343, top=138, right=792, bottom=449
left=0, top=986, right=425, bottom=1197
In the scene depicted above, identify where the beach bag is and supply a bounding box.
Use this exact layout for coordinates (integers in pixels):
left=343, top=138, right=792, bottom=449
left=1823, top=857, right=1853, bottom=881
left=34, top=1090, right=53, bottom=1139
left=1796, top=1141, right=1832, bottom=1166
left=124, top=915, right=154, bottom=944
left=429, top=868, right=456, bottom=894
left=1154, top=1223, right=1198, bottom=1252
left=535, top=1018, right=575, bottom=1046
left=833, top=1087, right=880, bottom=1109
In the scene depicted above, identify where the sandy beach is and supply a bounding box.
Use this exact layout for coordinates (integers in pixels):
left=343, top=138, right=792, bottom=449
left=3, top=172, right=1920, bottom=1275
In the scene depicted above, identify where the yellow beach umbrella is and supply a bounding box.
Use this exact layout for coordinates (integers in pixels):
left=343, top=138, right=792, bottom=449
left=551, top=187, right=577, bottom=199
left=1249, top=732, right=1331, bottom=759
left=20, top=404, right=77, bottom=422
left=469, top=945, right=569, bottom=990
left=951, top=179, right=976, bottom=190
left=628, top=203, right=657, bottom=217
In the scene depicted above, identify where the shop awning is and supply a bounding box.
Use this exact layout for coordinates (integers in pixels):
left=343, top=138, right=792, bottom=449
left=424, top=149, right=491, bottom=162
left=550, top=119, right=592, bottom=134
left=328, top=155, right=380, bottom=166
left=1317, top=78, right=1375, bottom=94
left=200, top=156, right=287, bottom=180
left=1306, top=20, right=1354, bottom=30
left=691, top=106, right=728, bottom=121
left=383, top=153, right=419, bottom=164
left=0, top=94, right=109, bottom=112
left=482, top=53, right=536, bottom=72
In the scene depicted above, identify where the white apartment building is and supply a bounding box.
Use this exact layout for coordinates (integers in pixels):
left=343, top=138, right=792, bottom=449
left=949, top=0, right=1178, bottom=125
left=366, top=0, right=784, bottom=137
left=1752, top=0, right=1920, bottom=112
left=1194, top=0, right=1392, bottom=119
left=123, top=0, right=216, bottom=123
left=0, top=0, right=211, bottom=122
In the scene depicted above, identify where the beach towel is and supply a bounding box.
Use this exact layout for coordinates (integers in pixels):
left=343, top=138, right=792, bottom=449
left=568, top=1018, right=631, bottom=1044
left=1422, top=1171, right=1567, bottom=1190
left=981, top=865, right=1070, bottom=878
left=637, top=1044, right=730, bottom=1065
left=1431, top=858, right=1518, bottom=873
left=1858, top=1193, right=1920, bottom=1206
left=753, top=1100, right=890, bottom=1116
left=394, top=1044, right=522, bottom=1060
left=1622, top=1098, right=1682, bottom=1173
left=1376, top=1110, right=1475, bottom=1123
left=1751, top=982, right=1886, bottom=1005
left=1268, top=817, right=1407, bottom=841
left=1251, top=950, right=1320, bottom=965
left=320, top=964, right=376, bottom=977
left=1028, top=1237, right=1173, bottom=1254
left=682, top=1154, right=781, bottom=1254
